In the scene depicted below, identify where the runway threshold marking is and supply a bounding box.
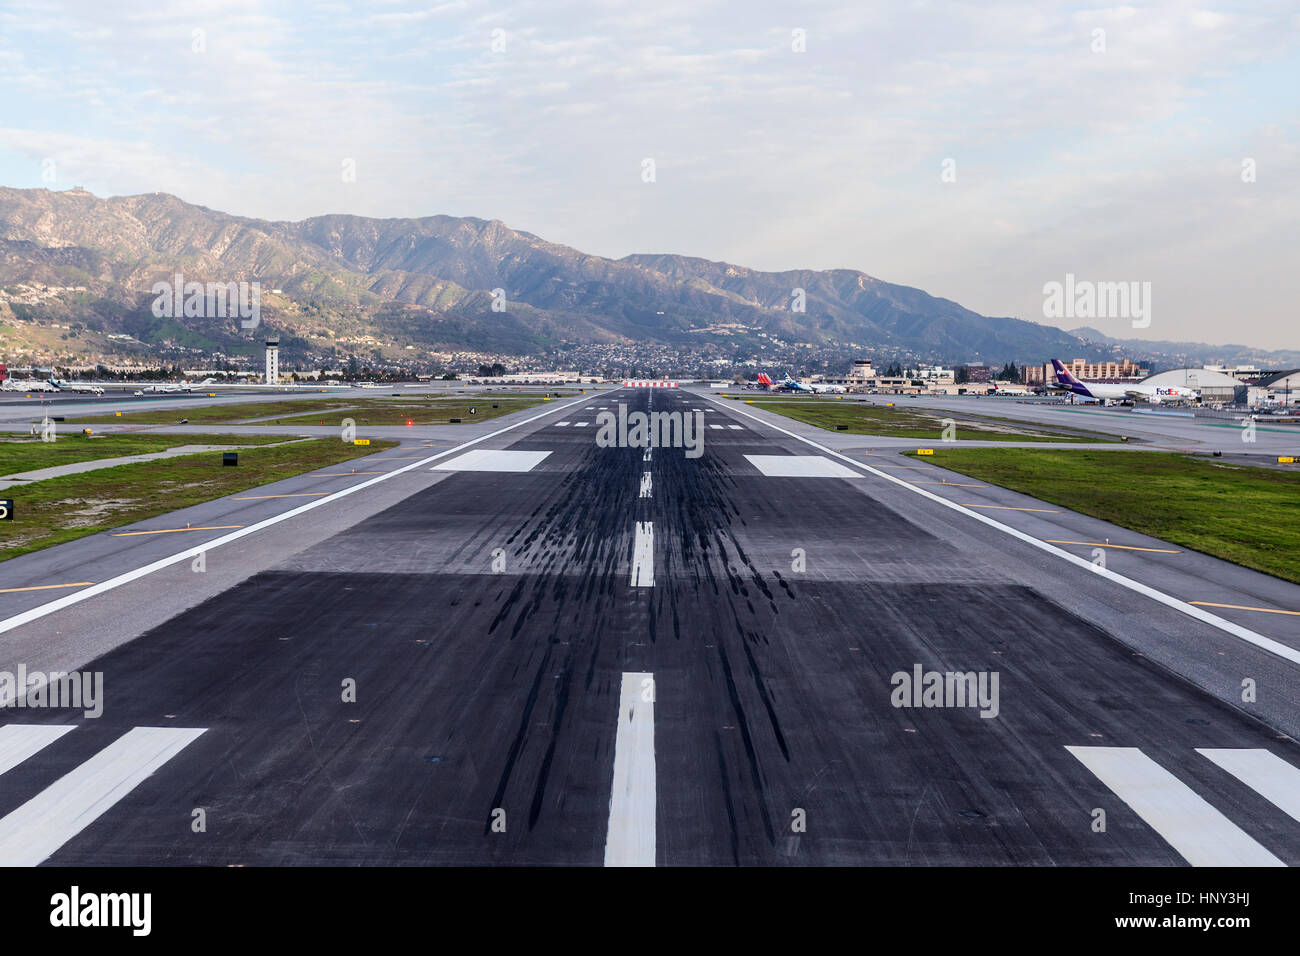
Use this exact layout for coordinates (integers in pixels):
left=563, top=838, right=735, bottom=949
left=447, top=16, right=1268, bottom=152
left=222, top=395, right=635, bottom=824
left=1065, top=746, right=1283, bottom=867
left=631, top=523, right=654, bottom=587
left=706, top=392, right=1300, bottom=667
left=1047, top=539, right=1182, bottom=554
left=110, top=525, right=244, bottom=537
left=1197, top=749, right=1300, bottom=823
left=605, top=672, right=656, bottom=867
left=0, top=390, right=606, bottom=637
left=0, top=582, right=94, bottom=594
left=0, top=726, right=207, bottom=866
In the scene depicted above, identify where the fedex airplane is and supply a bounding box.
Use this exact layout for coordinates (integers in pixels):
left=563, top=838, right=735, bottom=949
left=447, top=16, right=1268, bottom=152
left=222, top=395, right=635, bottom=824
left=755, top=372, right=844, bottom=394
left=1049, top=359, right=1198, bottom=404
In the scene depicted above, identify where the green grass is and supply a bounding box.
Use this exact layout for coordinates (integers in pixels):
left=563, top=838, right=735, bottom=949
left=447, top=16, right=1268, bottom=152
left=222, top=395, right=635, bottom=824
left=264, top=398, right=546, bottom=427
left=0, top=433, right=289, bottom=476
left=736, top=397, right=1113, bottom=442
left=0, top=438, right=397, bottom=562
left=907, top=448, right=1300, bottom=584
left=70, top=395, right=549, bottom=426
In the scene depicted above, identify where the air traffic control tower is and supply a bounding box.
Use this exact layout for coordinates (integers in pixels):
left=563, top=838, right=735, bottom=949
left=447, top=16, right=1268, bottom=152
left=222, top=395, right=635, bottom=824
left=265, top=335, right=280, bottom=385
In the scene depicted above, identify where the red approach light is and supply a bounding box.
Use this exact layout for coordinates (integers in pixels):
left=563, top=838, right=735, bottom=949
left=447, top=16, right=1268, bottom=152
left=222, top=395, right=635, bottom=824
left=406, top=418, right=414, bottom=426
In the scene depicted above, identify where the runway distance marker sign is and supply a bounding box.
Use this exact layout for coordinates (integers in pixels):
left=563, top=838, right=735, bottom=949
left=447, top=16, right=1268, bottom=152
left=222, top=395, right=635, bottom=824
left=353, top=439, right=370, bottom=445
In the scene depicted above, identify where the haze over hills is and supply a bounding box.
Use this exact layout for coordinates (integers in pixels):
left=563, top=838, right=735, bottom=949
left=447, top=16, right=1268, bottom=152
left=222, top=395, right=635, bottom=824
left=0, top=186, right=1282, bottom=373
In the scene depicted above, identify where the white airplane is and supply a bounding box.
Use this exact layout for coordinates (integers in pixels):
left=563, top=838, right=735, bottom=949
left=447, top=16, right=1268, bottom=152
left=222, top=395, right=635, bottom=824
left=756, top=373, right=844, bottom=394
left=1049, top=359, right=1199, bottom=404
left=51, top=380, right=105, bottom=395
left=1, top=378, right=57, bottom=392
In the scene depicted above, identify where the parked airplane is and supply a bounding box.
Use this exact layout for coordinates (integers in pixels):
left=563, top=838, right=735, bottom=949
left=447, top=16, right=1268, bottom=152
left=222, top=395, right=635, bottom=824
left=755, top=372, right=844, bottom=394
left=1049, top=359, right=1199, bottom=404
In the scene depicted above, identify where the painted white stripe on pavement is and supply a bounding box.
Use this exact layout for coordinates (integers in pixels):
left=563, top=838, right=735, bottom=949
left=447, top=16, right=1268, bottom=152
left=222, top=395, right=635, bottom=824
left=604, top=672, right=656, bottom=867
left=707, top=393, right=1300, bottom=667
left=727, top=425, right=743, bottom=430
left=1066, top=746, right=1283, bottom=867
left=0, top=390, right=606, bottom=637
left=0, top=726, right=207, bottom=866
left=631, top=522, right=654, bottom=587
left=556, top=421, right=571, bottom=427
left=643, top=449, right=652, bottom=462
left=639, top=473, right=653, bottom=498
left=1197, top=749, right=1300, bottom=823
left=0, top=725, right=75, bottom=776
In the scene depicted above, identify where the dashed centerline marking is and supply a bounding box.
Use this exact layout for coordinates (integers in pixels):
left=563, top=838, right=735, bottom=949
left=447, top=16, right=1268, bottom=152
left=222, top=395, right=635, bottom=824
left=110, top=525, right=244, bottom=537
left=631, top=523, right=654, bottom=587
left=605, top=672, right=656, bottom=867
left=639, top=473, right=653, bottom=498
left=1047, top=539, right=1181, bottom=554
left=0, top=583, right=94, bottom=595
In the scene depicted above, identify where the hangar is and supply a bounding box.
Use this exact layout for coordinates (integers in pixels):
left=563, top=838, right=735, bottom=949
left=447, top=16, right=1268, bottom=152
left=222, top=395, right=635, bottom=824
left=1140, top=368, right=1245, bottom=404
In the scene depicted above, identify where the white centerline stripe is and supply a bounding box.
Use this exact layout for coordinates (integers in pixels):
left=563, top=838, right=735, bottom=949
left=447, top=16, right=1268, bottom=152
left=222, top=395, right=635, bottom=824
left=604, top=672, right=656, bottom=867
left=639, top=472, right=653, bottom=498
left=1197, top=749, right=1300, bottom=823
left=1066, top=746, right=1283, bottom=867
left=706, top=393, right=1300, bottom=667
left=0, top=726, right=207, bottom=866
left=0, top=391, right=607, bottom=637
left=0, top=725, right=75, bottom=776
left=643, top=449, right=652, bottom=462
left=631, top=522, right=654, bottom=587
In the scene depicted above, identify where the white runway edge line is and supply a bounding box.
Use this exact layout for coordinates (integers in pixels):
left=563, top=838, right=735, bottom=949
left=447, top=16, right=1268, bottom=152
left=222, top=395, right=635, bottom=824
left=1066, top=746, right=1283, bottom=867
left=631, top=522, right=654, bottom=587
left=604, top=672, right=656, bottom=867
left=706, top=394, right=1300, bottom=668
left=0, top=390, right=609, bottom=637
left=0, top=726, right=206, bottom=866
left=1197, top=749, right=1300, bottom=823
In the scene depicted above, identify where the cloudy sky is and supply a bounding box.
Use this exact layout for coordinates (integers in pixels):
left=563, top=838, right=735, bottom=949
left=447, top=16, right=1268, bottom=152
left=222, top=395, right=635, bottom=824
left=0, top=1, right=1296, bottom=348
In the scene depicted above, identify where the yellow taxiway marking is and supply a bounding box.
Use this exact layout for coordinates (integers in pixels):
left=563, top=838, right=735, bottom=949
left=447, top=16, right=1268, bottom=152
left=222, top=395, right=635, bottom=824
left=1190, top=601, right=1300, bottom=618
left=912, top=480, right=985, bottom=487
left=960, top=504, right=1061, bottom=513
left=111, top=525, right=244, bottom=537
left=0, top=582, right=94, bottom=594
left=316, top=471, right=389, bottom=477
left=1046, top=539, right=1182, bottom=554
left=232, top=493, right=330, bottom=500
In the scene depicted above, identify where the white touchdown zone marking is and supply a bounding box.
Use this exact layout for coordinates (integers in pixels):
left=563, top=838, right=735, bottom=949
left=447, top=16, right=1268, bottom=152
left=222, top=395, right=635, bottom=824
left=604, top=672, right=656, bottom=867
left=709, top=393, right=1300, bottom=667
left=0, top=724, right=75, bottom=776
left=1066, top=746, right=1283, bottom=867
left=631, top=522, right=654, bottom=587
left=0, top=391, right=605, bottom=636
left=1197, top=748, right=1300, bottom=823
left=0, top=726, right=207, bottom=866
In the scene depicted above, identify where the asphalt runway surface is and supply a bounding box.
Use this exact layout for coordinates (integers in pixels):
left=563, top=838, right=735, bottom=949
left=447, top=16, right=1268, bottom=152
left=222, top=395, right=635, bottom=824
left=0, top=386, right=1298, bottom=865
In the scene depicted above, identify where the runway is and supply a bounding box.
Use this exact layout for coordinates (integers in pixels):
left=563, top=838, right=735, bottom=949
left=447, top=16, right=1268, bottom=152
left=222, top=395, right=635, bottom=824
left=0, top=386, right=1298, bottom=865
